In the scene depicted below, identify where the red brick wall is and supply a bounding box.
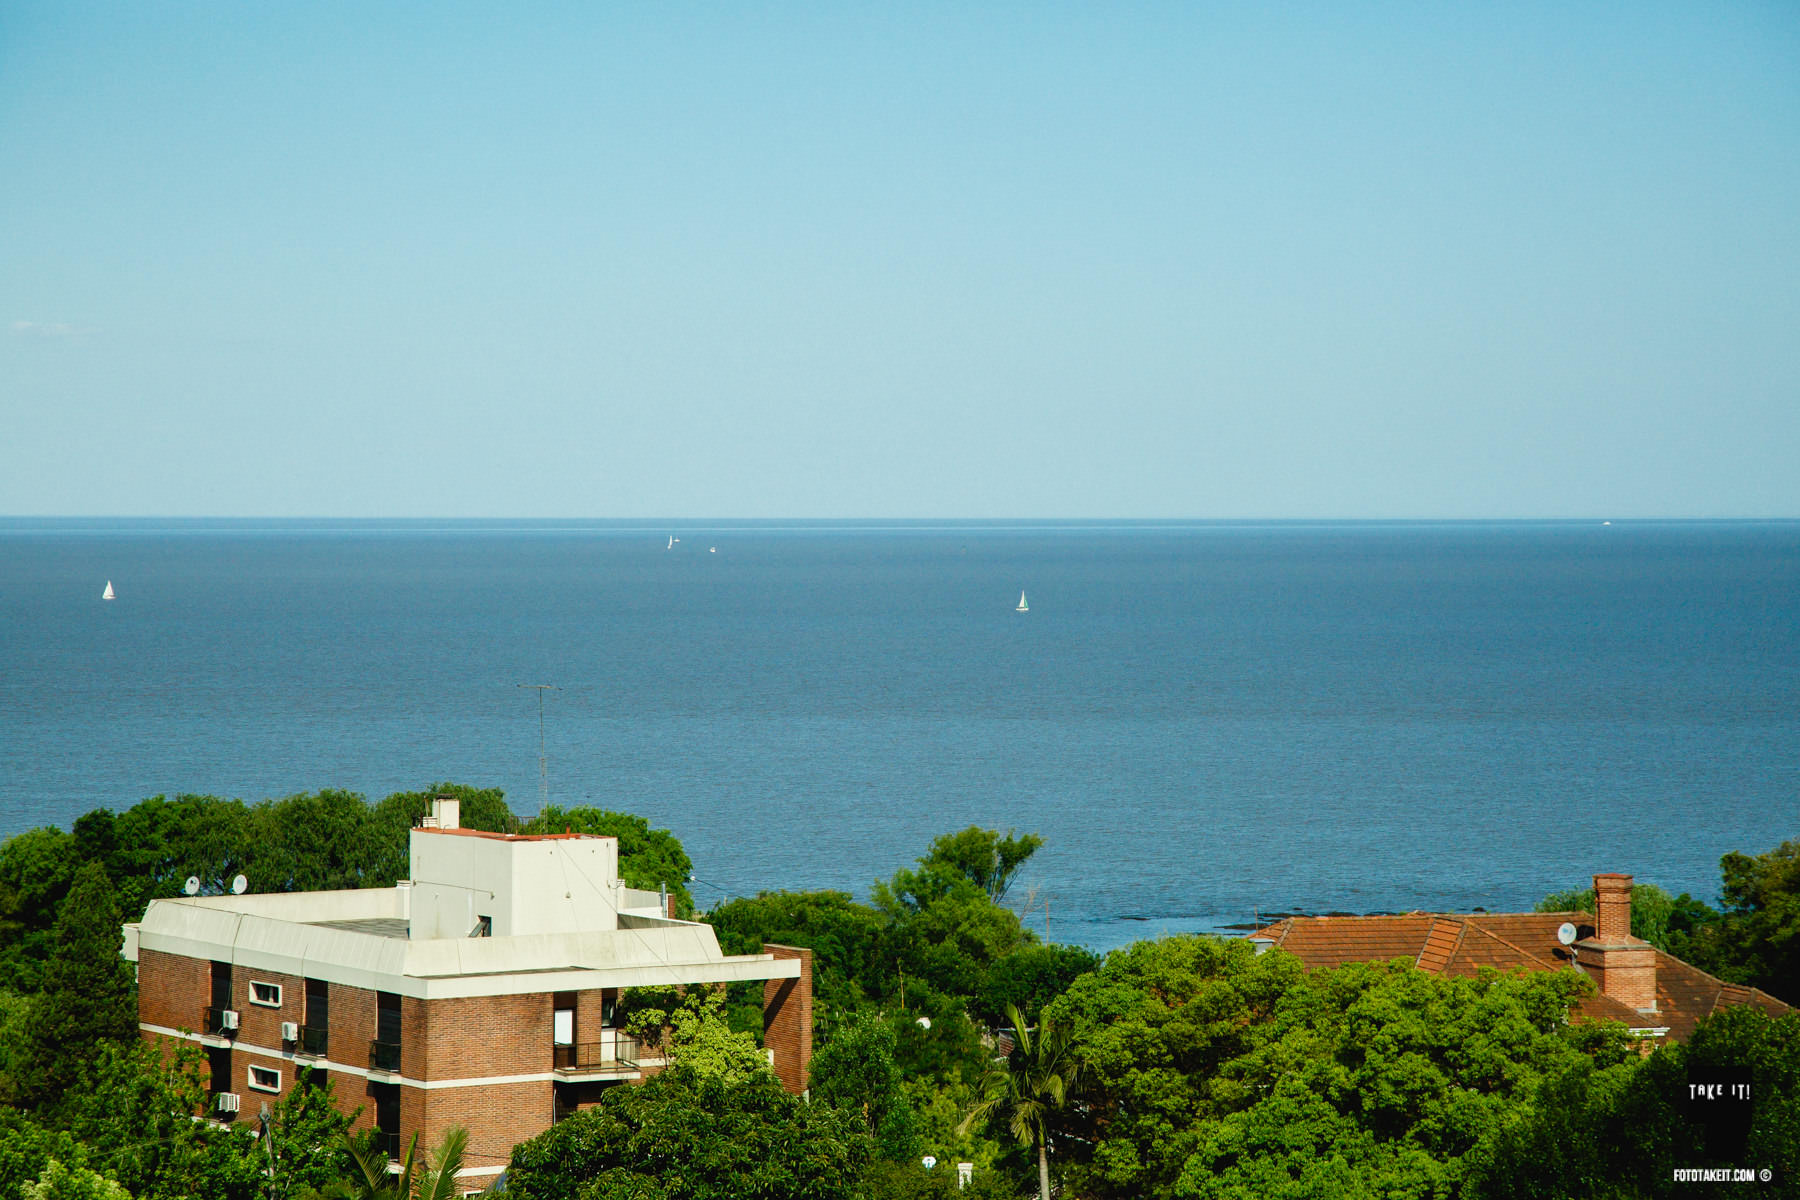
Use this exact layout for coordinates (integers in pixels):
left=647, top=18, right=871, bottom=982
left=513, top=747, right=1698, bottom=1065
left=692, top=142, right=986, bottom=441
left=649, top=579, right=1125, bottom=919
left=422, top=1080, right=554, bottom=1172
left=138, top=948, right=213, bottom=1033
left=762, top=944, right=813, bottom=1095
left=235, top=967, right=302, bottom=1050
left=413, top=992, right=555, bottom=1079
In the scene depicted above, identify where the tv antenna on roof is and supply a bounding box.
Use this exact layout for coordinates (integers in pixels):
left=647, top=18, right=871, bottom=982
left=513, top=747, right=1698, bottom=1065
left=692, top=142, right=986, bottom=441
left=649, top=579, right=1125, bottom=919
left=518, top=683, right=560, bottom=817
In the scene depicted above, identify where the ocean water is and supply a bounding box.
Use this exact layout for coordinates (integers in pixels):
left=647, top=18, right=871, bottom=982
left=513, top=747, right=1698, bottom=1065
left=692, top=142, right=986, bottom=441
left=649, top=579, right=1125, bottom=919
left=1, top=519, right=1796, bottom=950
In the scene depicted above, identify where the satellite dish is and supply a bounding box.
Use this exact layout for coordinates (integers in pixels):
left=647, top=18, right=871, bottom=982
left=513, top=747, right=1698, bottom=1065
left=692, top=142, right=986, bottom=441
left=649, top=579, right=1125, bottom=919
left=916, top=1016, right=932, bottom=1030
left=231, top=874, right=248, bottom=895
left=921, top=1157, right=937, bottom=1170
left=1557, top=922, right=1578, bottom=946
left=183, top=876, right=200, bottom=896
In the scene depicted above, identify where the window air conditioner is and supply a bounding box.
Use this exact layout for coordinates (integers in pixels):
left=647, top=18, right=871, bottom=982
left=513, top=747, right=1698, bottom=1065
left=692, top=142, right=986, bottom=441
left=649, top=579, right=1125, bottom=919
left=220, top=1009, right=240, bottom=1031
left=281, top=1021, right=299, bottom=1042
left=216, top=1092, right=241, bottom=1115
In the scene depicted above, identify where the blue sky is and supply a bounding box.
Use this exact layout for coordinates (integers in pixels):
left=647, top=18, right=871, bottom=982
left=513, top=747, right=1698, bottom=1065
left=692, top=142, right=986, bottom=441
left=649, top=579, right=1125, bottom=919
left=3, top=2, right=1797, bottom=518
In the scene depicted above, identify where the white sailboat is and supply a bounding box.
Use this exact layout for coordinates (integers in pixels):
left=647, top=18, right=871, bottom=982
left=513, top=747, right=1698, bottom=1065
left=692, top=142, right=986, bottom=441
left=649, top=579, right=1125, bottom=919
left=1016, top=590, right=1028, bottom=613
left=102, top=581, right=115, bottom=600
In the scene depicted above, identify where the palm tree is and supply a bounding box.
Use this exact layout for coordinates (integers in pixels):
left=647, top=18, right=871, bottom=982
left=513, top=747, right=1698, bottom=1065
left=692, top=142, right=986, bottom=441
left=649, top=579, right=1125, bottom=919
left=321, top=1127, right=466, bottom=1200
left=412, top=1128, right=468, bottom=1200
left=959, top=1003, right=1081, bottom=1200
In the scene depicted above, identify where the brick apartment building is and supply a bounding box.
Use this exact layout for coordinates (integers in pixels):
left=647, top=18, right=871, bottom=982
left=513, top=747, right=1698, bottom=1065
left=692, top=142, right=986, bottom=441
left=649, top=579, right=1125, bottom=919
left=1247, top=872, right=1789, bottom=1045
left=123, top=799, right=814, bottom=1184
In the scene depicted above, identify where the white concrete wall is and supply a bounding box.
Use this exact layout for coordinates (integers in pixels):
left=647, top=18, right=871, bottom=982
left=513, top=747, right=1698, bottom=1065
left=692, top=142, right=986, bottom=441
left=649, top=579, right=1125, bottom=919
left=407, top=830, right=621, bottom=939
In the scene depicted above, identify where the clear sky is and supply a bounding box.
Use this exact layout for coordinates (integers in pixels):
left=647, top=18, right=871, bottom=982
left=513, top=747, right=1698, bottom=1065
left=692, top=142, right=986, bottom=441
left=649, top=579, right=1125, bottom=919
left=3, top=2, right=1797, bottom=518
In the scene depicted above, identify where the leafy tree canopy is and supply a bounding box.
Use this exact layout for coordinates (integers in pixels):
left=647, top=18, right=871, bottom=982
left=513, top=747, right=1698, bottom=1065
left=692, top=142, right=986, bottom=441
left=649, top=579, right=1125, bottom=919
left=810, top=1013, right=918, bottom=1162
left=17, top=863, right=136, bottom=1113
left=505, top=1067, right=872, bottom=1200
left=707, top=890, right=887, bottom=1023
left=67, top=1042, right=261, bottom=1200
left=1467, top=1006, right=1800, bottom=1198
left=1715, top=839, right=1800, bottom=1002
left=666, top=990, right=770, bottom=1086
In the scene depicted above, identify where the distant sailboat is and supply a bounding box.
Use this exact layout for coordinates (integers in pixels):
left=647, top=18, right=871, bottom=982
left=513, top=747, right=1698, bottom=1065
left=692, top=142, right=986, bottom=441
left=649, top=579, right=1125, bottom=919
left=1016, top=590, right=1028, bottom=613
left=102, top=581, right=115, bottom=601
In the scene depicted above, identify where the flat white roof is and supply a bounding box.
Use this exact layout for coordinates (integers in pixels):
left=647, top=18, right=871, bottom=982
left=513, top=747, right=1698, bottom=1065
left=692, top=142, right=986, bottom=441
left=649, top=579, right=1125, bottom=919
left=127, top=888, right=798, bottom=1000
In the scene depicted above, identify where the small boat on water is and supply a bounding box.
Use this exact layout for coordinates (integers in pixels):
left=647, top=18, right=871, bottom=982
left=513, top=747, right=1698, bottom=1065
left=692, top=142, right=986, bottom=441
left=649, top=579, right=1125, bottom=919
left=1016, top=590, right=1028, bottom=613
left=102, top=581, right=115, bottom=601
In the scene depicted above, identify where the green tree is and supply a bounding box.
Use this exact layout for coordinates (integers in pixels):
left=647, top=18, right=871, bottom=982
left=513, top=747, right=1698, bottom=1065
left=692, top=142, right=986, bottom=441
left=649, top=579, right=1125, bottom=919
left=265, top=1068, right=361, bottom=1200
left=960, top=1004, right=1081, bottom=1200
left=20, top=1160, right=129, bottom=1200
left=1467, top=1006, right=1800, bottom=1199
left=68, top=1042, right=261, bottom=1200
left=17, top=862, right=136, bottom=1112
left=0, top=827, right=82, bottom=993
left=1714, top=839, right=1800, bottom=1002
left=666, top=990, right=769, bottom=1085
left=973, top=944, right=1100, bottom=1028
left=909, top=829, right=1044, bottom=904
left=0, top=1111, right=89, bottom=1200
left=706, top=890, right=888, bottom=1025
left=810, top=1013, right=918, bottom=1161
left=505, top=1067, right=872, bottom=1200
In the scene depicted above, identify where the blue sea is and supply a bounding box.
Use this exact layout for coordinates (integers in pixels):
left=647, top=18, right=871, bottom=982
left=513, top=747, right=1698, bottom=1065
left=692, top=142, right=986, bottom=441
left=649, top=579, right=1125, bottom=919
left=1, top=519, right=1796, bottom=950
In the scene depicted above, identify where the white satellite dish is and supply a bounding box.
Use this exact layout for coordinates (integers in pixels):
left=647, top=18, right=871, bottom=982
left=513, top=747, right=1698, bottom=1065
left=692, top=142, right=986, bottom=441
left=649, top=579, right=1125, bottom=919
left=916, top=1016, right=932, bottom=1030
left=1557, top=922, right=1578, bottom=946
left=183, top=876, right=200, bottom=896
left=231, top=874, right=248, bottom=895
left=921, top=1157, right=937, bottom=1170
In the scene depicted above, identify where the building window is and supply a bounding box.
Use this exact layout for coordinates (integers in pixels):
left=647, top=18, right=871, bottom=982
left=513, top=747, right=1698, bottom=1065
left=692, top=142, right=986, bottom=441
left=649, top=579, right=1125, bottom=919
left=249, top=981, right=282, bottom=1007
left=372, top=992, right=402, bottom=1073
left=206, top=1046, right=232, bottom=1094
left=247, top=1065, right=281, bottom=1093
left=301, top=978, right=330, bottom=1056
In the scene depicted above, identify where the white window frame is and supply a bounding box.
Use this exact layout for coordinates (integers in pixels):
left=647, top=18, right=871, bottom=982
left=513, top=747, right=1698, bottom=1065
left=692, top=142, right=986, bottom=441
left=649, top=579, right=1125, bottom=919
left=248, top=981, right=283, bottom=1008
left=247, top=1064, right=282, bottom=1094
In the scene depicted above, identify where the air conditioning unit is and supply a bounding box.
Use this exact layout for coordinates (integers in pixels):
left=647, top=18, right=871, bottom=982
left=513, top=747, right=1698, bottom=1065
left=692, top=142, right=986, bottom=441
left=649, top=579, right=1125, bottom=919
left=215, top=1092, right=241, bottom=1115
left=220, top=1009, right=240, bottom=1031
left=281, top=1021, right=299, bottom=1042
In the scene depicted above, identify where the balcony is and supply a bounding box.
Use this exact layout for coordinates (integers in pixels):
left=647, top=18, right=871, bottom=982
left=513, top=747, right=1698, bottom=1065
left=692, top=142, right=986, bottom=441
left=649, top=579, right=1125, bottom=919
left=552, top=1035, right=641, bottom=1078
left=369, top=1039, right=402, bottom=1074
left=296, top=1026, right=329, bottom=1057
left=203, top=1007, right=236, bottom=1037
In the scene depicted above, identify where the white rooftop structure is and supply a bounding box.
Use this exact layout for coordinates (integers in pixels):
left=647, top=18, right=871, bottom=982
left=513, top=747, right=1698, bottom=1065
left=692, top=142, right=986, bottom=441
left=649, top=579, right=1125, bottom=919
left=123, top=797, right=799, bottom=998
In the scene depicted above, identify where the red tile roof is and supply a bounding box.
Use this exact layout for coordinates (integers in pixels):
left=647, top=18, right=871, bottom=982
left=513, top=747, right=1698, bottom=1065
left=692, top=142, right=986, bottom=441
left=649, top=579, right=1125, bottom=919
left=1247, top=909, right=1790, bottom=1044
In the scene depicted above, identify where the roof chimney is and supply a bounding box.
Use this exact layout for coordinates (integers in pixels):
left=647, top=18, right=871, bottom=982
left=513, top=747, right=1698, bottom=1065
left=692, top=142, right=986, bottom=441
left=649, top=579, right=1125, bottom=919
left=1576, top=872, right=1657, bottom=1013
left=1593, top=872, right=1633, bottom=942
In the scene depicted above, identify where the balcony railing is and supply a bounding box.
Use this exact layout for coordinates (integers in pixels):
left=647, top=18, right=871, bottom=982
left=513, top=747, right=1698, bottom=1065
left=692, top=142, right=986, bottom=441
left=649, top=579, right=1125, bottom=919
left=296, top=1026, right=329, bottom=1057
left=203, top=1006, right=235, bottom=1036
left=552, top=1035, right=641, bottom=1073
left=369, top=1039, right=402, bottom=1073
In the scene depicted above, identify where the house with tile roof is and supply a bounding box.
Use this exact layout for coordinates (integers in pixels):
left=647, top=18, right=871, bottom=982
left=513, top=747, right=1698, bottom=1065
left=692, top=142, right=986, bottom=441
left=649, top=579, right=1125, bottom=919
left=1247, top=872, right=1789, bottom=1044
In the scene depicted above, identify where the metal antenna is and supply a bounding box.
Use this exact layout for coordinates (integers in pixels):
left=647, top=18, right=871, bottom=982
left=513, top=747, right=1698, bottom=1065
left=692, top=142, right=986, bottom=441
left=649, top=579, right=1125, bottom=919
left=517, top=684, right=559, bottom=816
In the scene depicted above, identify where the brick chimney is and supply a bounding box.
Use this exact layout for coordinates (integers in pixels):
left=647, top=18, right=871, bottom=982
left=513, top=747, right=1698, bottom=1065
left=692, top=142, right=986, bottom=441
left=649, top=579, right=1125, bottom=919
left=1575, top=872, right=1657, bottom=1013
